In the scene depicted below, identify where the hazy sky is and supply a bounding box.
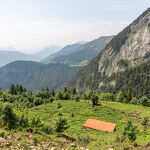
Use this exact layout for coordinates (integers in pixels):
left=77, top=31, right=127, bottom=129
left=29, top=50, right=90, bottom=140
left=0, top=0, right=149, bottom=53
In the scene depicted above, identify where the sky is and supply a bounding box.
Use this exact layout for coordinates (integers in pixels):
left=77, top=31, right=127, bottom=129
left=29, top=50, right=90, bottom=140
left=0, top=0, right=149, bottom=53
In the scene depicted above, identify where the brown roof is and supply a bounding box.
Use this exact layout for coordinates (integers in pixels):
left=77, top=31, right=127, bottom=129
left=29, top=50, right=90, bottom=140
left=83, top=119, right=116, bottom=132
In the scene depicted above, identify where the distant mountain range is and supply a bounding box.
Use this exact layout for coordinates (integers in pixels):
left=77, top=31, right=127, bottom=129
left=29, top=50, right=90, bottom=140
left=0, top=36, right=112, bottom=92
left=0, top=45, right=61, bottom=67
left=44, top=36, right=113, bottom=66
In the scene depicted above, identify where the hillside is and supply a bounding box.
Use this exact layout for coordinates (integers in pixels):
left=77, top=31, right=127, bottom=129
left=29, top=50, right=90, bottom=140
left=68, top=8, right=150, bottom=97
left=0, top=96, right=149, bottom=149
left=0, top=36, right=112, bottom=92
left=0, top=61, right=81, bottom=92
left=42, top=43, right=84, bottom=63
left=43, top=36, right=113, bottom=66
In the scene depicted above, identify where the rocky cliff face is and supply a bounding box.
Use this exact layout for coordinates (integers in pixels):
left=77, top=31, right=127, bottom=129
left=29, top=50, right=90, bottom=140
left=68, top=8, right=150, bottom=93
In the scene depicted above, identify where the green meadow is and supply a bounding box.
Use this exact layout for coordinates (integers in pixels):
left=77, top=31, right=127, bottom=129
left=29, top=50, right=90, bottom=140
left=4, top=100, right=148, bottom=150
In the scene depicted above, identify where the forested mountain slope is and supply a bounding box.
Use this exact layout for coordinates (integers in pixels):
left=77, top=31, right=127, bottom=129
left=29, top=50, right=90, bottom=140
left=0, top=61, right=81, bottom=92
left=68, top=8, right=150, bottom=98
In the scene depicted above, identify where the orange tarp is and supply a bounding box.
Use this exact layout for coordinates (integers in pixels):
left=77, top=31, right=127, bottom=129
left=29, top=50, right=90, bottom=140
left=83, top=119, right=116, bottom=132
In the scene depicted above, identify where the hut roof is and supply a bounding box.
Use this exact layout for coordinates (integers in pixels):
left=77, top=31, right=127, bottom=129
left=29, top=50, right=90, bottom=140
left=83, top=119, right=116, bottom=132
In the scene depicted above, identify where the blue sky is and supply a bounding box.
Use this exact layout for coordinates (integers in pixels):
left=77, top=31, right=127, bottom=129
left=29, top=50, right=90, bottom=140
left=0, top=0, right=149, bottom=53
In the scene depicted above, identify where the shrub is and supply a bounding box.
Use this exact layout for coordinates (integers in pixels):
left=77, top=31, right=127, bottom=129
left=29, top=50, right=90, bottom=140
left=77, top=135, right=90, bottom=147
left=49, top=97, right=55, bottom=103
left=71, top=113, right=74, bottom=117
left=55, top=118, right=68, bottom=132
left=137, top=96, right=150, bottom=106
left=63, top=92, right=70, bottom=100
left=40, top=125, right=52, bottom=134
left=56, top=91, right=63, bottom=100
left=99, top=93, right=114, bottom=101
left=57, top=102, right=62, bottom=109
left=116, top=91, right=124, bottom=102
left=123, top=120, right=137, bottom=141
left=91, top=94, right=98, bottom=105
left=141, top=117, right=149, bottom=126
left=32, top=137, right=38, bottom=146
left=19, top=114, right=29, bottom=128
left=0, top=131, right=5, bottom=138
left=58, top=112, right=63, bottom=116
left=130, top=97, right=137, bottom=105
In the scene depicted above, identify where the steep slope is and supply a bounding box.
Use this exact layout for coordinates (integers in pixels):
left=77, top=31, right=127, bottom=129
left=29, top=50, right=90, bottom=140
left=68, top=8, right=150, bottom=97
left=48, top=36, right=113, bottom=66
left=0, top=61, right=81, bottom=92
left=42, top=43, right=83, bottom=63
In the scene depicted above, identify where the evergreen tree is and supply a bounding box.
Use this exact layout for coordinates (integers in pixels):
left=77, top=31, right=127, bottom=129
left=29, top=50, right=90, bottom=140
left=10, top=84, right=17, bottom=95
left=63, top=87, right=67, bottom=93
left=1, top=105, right=18, bottom=129
left=72, top=88, right=77, bottom=95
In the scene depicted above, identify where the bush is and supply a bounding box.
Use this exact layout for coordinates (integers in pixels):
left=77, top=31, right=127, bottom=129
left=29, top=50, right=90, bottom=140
left=57, top=102, right=62, bottom=109
left=77, top=135, right=90, bottom=147
left=49, top=97, right=55, bottom=103
left=91, top=94, right=98, bottom=105
left=56, top=91, right=63, bottom=100
left=32, top=137, right=38, bottom=146
left=0, top=131, right=5, bottom=138
left=141, top=117, right=149, bottom=126
left=116, top=91, right=124, bottom=102
left=63, top=92, right=70, bottom=100
left=123, top=120, right=137, bottom=141
left=19, top=114, right=29, bottom=128
left=55, top=118, right=68, bottom=132
left=58, top=112, right=63, bottom=116
left=137, top=96, right=150, bottom=106
left=99, top=93, right=114, bottom=101
left=40, top=125, right=52, bottom=134
left=130, top=97, right=137, bottom=105
left=71, top=113, right=74, bottom=117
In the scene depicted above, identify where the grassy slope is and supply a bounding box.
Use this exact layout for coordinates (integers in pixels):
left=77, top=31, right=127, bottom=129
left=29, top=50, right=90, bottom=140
left=10, top=100, right=150, bottom=150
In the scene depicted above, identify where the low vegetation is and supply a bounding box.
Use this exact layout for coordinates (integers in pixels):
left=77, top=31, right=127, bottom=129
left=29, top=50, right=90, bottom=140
left=0, top=85, right=149, bottom=149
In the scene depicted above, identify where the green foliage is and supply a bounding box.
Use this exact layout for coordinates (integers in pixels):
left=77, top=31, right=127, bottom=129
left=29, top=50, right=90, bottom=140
left=91, top=94, right=98, bottom=105
left=31, top=117, right=42, bottom=128
left=63, top=92, right=70, bottom=100
left=57, top=102, right=62, bottom=109
left=56, top=91, right=63, bottom=100
left=32, top=137, right=38, bottom=146
left=0, top=131, right=5, bottom=138
left=123, top=121, right=137, bottom=141
left=72, top=88, right=77, bottom=95
left=55, top=118, right=68, bottom=132
left=40, top=125, right=52, bottom=134
left=137, top=96, right=150, bottom=106
left=99, top=93, right=114, bottom=101
left=116, top=91, right=124, bottom=102
left=18, top=114, right=29, bottom=128
left=1, top=105, right=18, bottom=129
left=130, top=97, right=137, bottom=105
left=77, top=135, right=90, bottom=147
left=141, top=117, right=149, bottom=126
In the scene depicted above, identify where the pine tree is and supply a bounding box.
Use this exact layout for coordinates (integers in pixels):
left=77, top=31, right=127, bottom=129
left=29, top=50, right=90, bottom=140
left=10, top=84, right=17, bottom=95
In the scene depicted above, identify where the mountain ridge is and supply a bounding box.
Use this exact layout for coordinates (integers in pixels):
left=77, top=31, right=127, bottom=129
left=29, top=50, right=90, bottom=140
left=67, top=8, right=150, bottom=97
